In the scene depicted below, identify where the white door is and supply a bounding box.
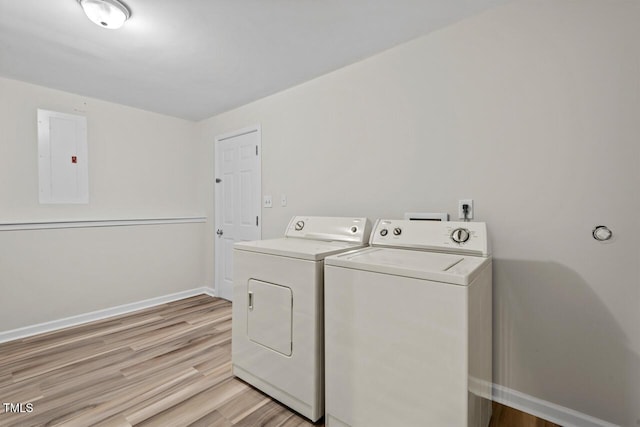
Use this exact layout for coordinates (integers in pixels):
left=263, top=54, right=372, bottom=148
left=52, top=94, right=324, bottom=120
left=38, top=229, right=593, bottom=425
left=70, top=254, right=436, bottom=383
left=215, top=126, right=262, bottom=301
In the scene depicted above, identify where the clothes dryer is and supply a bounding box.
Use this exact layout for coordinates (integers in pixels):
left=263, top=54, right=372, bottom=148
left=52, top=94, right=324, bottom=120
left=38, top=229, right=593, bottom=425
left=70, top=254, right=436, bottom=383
left=232, top=216, right=371, bottom=422
left=324, top=219, right=492, bottom=427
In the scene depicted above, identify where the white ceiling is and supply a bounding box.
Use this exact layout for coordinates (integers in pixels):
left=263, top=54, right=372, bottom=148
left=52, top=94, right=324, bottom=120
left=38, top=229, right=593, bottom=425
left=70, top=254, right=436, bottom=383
left=0, top=0, right=508, bottom=121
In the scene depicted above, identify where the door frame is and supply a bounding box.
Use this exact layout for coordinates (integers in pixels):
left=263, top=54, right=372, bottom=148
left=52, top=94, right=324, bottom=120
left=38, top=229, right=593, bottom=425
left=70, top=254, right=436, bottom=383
left=214, top=124, right=262, bottom=299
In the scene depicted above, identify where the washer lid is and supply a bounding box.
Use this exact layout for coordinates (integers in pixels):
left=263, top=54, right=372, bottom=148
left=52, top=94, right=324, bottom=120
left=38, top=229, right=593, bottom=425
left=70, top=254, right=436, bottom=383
left=325, top=247, right=490, bottom=285
left=234, top=238, right=366, bottom=261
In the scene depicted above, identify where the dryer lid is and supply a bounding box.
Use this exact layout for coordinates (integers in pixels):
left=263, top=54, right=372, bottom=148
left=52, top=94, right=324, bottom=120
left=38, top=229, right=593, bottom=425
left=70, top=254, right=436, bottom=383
left=234, top=238, right=366, bottom=261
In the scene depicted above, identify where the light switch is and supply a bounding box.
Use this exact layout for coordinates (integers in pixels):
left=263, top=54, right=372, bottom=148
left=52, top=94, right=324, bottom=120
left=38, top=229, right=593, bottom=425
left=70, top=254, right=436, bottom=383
left=281, top=194, right=287, bottom=207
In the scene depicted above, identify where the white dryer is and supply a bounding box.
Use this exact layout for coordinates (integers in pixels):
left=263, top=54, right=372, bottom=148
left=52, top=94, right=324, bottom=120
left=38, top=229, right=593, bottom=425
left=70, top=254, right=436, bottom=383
left=324, top=219, right=492, bottom=427
left=232, top=216, right=371, bottom=422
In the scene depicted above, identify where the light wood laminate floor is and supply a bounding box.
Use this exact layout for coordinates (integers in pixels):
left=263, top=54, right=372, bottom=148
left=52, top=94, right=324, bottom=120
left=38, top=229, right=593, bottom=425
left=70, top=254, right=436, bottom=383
left=0, top=295, right=559, bottom=426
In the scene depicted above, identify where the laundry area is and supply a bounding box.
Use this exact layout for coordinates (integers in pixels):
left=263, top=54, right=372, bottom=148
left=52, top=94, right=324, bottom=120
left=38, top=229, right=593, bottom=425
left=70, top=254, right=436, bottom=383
left=0, top=1, right=638, bottom=426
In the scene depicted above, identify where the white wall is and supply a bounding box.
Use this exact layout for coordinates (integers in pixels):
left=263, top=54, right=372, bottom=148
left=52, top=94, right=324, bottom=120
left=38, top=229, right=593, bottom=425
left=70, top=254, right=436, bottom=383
left=0, top=77, right=205, bottom=331
left=199, top=1, right=640, bottom=425
left=0, top=77, right=202, bottom=221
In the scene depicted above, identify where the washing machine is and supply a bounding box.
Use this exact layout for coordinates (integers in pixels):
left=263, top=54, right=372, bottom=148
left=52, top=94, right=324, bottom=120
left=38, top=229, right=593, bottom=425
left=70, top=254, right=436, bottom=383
left=232, top=216, right=371, bottom=422
left=324, top=219, right=492, bottom=427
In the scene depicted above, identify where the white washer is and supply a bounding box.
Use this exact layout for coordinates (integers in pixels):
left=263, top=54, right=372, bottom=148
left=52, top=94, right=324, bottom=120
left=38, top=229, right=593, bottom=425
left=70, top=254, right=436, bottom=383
left=324, top=219, right=493, bottom=427
left=232, top=216, right=371, bottom=422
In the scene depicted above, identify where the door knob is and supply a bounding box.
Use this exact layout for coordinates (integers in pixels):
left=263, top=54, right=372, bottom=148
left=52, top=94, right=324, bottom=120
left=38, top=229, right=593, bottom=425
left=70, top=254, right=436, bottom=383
left=216, top=229, right=223, bottom=236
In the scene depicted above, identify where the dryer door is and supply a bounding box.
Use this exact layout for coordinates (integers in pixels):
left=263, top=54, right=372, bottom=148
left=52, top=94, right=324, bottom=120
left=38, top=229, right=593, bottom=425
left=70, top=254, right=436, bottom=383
left=247, top=279, right=293, bottom=356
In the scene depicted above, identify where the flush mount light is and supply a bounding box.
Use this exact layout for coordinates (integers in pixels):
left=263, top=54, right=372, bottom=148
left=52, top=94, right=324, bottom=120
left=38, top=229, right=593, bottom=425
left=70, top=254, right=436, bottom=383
left=78, top=0, right=131, bottom=29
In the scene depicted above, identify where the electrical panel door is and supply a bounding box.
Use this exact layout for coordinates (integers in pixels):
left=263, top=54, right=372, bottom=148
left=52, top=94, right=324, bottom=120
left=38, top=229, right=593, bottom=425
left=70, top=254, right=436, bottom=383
left=37, top=109, right=88, bottom=204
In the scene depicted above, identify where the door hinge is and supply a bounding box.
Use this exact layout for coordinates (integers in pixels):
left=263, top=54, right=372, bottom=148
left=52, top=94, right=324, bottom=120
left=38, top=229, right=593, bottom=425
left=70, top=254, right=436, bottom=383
left=256, top=216, right=259, bottom=226
left=256, top=145, right=258, bottom=156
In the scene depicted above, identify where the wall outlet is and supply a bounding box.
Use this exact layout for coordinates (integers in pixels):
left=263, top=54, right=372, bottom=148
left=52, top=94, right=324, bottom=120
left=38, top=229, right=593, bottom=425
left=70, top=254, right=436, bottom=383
left=458, top=199, right=474, bottom=220
left=263, top=195, right=273, bottom=208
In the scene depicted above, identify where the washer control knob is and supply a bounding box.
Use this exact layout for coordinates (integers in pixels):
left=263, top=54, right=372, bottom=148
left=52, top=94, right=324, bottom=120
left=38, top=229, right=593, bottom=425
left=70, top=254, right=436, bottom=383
left=393, top=227, right=402, bottom=236
left=295, top=220, right=305, bottom=231
left=350, top=226, right=358, bottom=233
left=380, top=228, right=388, bottom=236
left=451, top=228, right=470, bottom=243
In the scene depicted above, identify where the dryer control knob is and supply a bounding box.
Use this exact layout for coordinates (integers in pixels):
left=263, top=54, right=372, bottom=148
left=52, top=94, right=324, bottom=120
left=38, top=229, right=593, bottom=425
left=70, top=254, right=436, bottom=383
left=295, top=220, right=305, bottom=231
left=393, top=227, right=402, bottom=236
left=350, top=226, right=358, bottom=233
left=380, top=228, right=388, bottom=236
left=451, top=228, right=470, bottom=243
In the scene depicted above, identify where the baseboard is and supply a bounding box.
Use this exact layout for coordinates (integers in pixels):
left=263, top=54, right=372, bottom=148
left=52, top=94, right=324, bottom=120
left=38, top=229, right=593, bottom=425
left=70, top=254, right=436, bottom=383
left=492, top=383, right=618, bottom=427
left=202, top=287, right=216, bottom=297
left=0, top=286, right=217, bottom=344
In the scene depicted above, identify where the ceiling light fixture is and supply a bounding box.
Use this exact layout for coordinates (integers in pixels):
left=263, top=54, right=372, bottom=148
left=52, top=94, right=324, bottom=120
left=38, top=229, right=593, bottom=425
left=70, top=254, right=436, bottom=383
left=78, top=0, right=130, bottom=30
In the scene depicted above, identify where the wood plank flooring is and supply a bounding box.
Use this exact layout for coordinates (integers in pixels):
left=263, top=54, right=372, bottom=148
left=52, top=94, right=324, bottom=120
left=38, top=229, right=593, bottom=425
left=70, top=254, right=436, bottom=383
left=489, top=402, right=560, bottom=427
left=0, top=295, right=559, bottom=427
